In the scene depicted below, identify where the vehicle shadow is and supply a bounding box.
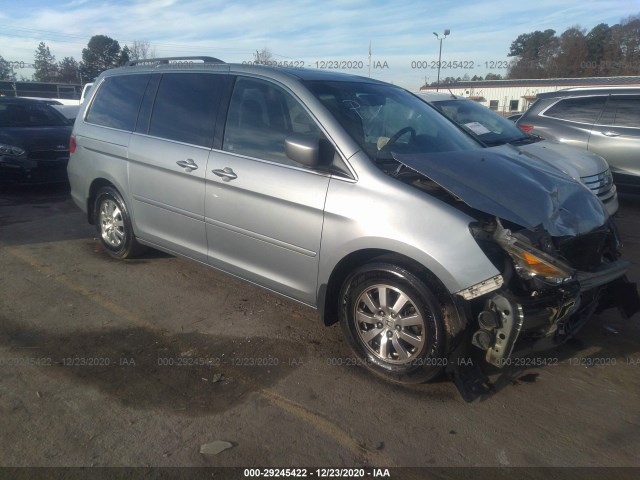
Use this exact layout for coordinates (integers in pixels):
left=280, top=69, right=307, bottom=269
left=0, top=315, right=307, bottom=416
left=1, top=183, right=176, bottom=262
left=0, top=182, right=95, bottom=246
left=90, top=237, right=173, bottom=261
left=0, top=181, right=71, bottom=205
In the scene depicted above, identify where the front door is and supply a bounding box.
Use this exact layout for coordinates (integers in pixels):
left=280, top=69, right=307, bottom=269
left=205, top=77, right=330, bottom=305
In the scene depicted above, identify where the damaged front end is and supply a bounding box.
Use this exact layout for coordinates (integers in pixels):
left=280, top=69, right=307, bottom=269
left=391, top=148, right=640, bottom=367
left=469, top=217, right=638, bottom=366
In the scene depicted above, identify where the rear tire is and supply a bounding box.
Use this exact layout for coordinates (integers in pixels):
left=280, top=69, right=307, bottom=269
left=94, top=186, right=145, bottom=259
left=339, top=262, right=452, bottom=384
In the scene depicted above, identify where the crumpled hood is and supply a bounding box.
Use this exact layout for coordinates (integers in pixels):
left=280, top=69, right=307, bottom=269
left=393, top=147, right=609, bottom=237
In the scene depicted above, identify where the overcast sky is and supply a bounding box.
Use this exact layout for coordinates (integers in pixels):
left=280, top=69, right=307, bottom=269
left=1, top=0, right=637, bottom=89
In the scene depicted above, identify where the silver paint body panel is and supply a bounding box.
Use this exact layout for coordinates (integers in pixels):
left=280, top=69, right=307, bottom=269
left=69, top=63, right=611, bottom=313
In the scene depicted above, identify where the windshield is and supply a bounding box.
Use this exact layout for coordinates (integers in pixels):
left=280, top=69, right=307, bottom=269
left=0, top=102, right=69, bottom=128
left=431, top=99, right=528, bottom=146
left=304, top=81, right=481, bottom=162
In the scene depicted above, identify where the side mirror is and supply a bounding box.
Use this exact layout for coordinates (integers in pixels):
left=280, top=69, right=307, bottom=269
left=285, top=134, right=322, bottom=167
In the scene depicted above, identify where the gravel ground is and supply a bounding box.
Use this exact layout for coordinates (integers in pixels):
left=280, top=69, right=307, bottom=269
left=0, top=183, right=639, bottom=472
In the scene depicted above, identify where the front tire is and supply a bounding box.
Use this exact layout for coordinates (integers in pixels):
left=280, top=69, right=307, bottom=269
left=340, top=263, right=451, bottom=384
left=94, top=186, right=145, bottom=259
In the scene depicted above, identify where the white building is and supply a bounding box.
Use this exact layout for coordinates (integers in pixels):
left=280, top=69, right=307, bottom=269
left=419, top=76, right=640, bottom=114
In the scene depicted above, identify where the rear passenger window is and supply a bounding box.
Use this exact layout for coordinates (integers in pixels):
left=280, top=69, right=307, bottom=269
left=223, top=77, right=321, bottom=166
left=148, top=73, right=224, bottom=148
left=597, top=96, right=640, bottom=128
left=544, top=96, right=606, bottom=124
left=86, top=75, right=150, bottom=131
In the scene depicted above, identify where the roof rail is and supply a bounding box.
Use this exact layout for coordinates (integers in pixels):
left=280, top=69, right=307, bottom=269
left=126, top=56, right=225, bottom=66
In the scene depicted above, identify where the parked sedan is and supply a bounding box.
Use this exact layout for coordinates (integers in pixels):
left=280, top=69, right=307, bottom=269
left=418, top=92, right=618, bottom=215
left=0, top=97, right=72, bottom=184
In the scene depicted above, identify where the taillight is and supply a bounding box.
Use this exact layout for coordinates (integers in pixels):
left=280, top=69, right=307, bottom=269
left=69, top=135, right=77, bottom=154
left=519, top=124, right=534, bottom=133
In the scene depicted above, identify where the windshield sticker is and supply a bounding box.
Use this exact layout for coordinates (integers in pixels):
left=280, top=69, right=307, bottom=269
left=464, top=121, right=492, bottom=135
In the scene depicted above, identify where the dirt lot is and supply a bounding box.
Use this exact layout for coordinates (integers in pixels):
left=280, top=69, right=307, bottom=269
left=0, top=183, right=639, bottom=472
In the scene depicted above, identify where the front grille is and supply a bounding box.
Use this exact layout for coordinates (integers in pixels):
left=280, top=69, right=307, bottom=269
left=581, top=169, right=614, bottom=200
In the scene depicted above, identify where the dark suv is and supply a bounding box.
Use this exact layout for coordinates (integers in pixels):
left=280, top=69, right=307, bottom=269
left=517, top=87, right=640, bottom=188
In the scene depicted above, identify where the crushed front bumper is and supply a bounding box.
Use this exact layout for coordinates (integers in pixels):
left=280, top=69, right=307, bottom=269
left=472, top=260, right=640, bottom=367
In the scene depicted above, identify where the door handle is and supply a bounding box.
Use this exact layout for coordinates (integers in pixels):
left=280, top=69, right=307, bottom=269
left=212, top=167, right=238, bottom=182
left=176, top=159, right=198, bottom=172
left=601, top=131, right=620, bottom=137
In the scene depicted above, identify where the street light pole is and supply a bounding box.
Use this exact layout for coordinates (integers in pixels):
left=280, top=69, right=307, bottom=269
left=433, top=29, right=450, bottom=92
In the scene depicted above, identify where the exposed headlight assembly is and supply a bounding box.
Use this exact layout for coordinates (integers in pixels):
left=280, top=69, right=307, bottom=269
left=0, top=143, right=26, bottom=157
left=494, top=220, right=575, bottom=284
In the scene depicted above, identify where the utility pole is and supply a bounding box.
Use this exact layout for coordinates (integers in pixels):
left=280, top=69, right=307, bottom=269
left=433, top=29, right=450, bottom=92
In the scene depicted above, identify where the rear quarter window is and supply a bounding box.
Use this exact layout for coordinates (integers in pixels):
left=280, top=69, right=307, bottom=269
left=543, top=96, right=607, bottom=124
left=85, top=75, right=150, bottom=131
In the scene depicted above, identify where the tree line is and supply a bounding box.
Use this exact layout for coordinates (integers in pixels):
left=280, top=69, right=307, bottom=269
left=507, top=14, right=640, bottom=79
left=1, top=15, right=639, bottom=84
left=0, top=36, right=155, bottom=84
left=426, top=14, right=639, bottom=85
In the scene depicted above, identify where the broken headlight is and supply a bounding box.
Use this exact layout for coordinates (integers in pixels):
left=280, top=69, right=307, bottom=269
left=494, top=220, right=575, bottom=284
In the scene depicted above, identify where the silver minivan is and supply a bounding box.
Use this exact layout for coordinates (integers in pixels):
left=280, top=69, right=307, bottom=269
left=417, top=92, right=618, bottom=215
left=68, top=58, right=639, bottom=388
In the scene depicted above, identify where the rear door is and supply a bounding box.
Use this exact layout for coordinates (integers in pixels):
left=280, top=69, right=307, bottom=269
left=588, top=94, right=640, bottom=186
left=205, top=76, right=330, bottom=305
left=128, top=72, right=228, bottom=262
left=538, top=95, right=607, bottom=149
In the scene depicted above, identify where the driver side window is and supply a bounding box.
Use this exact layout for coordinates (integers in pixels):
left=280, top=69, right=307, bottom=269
left=223, top=77, right=321, bottom=167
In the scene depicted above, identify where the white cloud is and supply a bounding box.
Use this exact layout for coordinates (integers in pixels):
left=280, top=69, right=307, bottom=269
left=1, top=0, right=637, bottom=88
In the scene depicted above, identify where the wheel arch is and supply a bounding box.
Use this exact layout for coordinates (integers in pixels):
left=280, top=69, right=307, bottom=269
left=318, top=248, right=464, bottom=330
left=87, top=178, right=116, bottom=224
left=91, top=181, right=146, bottom=259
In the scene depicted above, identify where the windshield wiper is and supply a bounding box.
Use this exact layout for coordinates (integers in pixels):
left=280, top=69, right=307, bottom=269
left=481, top=139, right=507, bottom=146
left=508, top=136, right=541, bottom=146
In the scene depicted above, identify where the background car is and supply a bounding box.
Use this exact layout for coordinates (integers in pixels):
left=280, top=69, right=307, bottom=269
left=0, top=97, right=72, bottom=184
left=52, top=104, right=81, bottom=122
left=516, top=87, right=640, bottom=190
left=418, top=91, right=618, bottom=215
